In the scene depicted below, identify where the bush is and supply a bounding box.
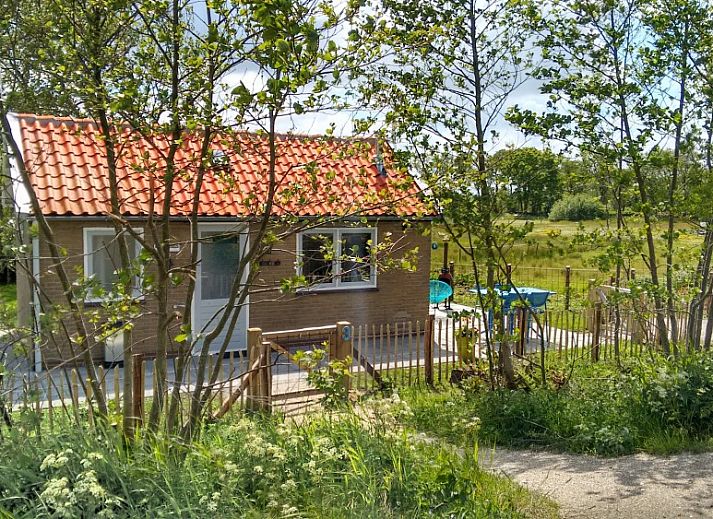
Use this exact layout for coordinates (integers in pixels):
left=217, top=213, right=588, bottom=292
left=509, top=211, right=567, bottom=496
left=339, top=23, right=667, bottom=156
left=402, top=353, right=713, bottom=457
left=633, top=354, right=713, bottom=437
left=548, top=194, right=607, bottom=221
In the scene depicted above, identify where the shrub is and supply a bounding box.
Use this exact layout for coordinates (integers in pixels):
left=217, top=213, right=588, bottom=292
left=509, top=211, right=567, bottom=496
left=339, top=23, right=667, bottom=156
left=402, top=353, right=713, bottom=457
left=632, top=354, right=713, bottom=437
left=548, top=194, right=607, bottom=221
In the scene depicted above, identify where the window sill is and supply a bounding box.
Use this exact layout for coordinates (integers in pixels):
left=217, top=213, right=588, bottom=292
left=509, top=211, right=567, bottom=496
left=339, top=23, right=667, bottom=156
left=83, top=296, right=145, bottom=307
left=296, top=286, right=378, bottom=295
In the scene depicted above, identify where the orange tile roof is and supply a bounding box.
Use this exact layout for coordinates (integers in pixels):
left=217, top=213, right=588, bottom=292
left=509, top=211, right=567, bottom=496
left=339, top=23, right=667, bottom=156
left=14, top=114, right=432, bottom=218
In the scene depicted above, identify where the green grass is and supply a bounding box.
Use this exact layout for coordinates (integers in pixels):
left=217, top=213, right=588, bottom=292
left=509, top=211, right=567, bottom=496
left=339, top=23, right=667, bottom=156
left=0, top=283, right=17, bottom=326
left=0, top=407, right=558, bottom=518
left=401, top=351, right=713, bottom=457
left=432, top=218, right=703, bottom=310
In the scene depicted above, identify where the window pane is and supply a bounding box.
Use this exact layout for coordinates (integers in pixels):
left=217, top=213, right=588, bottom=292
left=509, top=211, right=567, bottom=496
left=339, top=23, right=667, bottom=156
left=91, top=234, right=122, bottom=292
left=302, top=233, right=334, bottom=284
left=341, top=232, right=372, bottom=283
left=201, top=232, right=240, bottom=300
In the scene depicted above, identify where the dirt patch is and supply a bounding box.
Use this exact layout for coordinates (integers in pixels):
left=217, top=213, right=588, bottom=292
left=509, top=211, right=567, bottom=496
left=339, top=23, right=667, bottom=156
left=479, top=448, right=713, bottom=518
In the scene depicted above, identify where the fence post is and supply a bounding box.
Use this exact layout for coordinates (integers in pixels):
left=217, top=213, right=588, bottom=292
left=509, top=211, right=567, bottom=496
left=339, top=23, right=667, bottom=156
left=86, top=378, right=94, bottom=428
left=448, top=260, right=456, bottom=308
left=132, top=354, right=144, bottom=428
left=246, top=328, right=265, bottom=413
left=260, top=341, right=273, bottom=414
left=592, top=302, right=602, bottom=362
left=506, top=263, right=513, bottom=284
left=587, top=279, right=598, bottom=333
left=564, top=265, right=571, bottom=311
left=630, top=268, right=636, bottom=281
left=424, top=314, right=434, bottom=387
left=517, top=307, right=527, bottom=356
left=70, top=369, right=80, bottom=424
left=335, top=321, right=353, bottom=394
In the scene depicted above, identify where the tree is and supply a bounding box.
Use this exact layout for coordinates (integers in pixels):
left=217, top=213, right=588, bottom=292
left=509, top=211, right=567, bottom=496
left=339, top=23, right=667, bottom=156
left=490, top=147, right=561, bottom=215
left=0, top=0, right=81, bottom=115
left=507, top=0, right=713, bottom=353
left=1, top=0, right=413, bottom=441
left=358, top=0, right=539, bottom=387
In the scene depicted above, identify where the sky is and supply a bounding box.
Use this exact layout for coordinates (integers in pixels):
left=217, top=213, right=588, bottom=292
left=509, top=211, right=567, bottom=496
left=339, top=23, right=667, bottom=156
left=222, top=65, right=550, bottom=153
left=211, top=0, right=554, bottom=155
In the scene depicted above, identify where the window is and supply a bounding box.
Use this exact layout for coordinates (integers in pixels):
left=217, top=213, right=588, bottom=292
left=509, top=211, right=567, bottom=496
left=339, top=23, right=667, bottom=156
left=200, top=231, right=241, bottom=300
left=298, top=228, right=376, bottom=290
left=83, top=228, right=142, bottom=302
left=301, top=232, right=335, bottom=286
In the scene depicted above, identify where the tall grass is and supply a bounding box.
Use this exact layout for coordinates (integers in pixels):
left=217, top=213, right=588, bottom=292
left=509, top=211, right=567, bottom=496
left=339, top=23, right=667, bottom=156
left=403, top=352, right=713, bottom=457
left=432, top=218, right=703, bottom=311
left=0, top=402, right=557, bottom=518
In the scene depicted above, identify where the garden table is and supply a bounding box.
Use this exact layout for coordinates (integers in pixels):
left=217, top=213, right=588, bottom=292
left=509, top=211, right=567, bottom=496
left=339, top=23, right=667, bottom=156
left=468, top=285, right=555, bottom=333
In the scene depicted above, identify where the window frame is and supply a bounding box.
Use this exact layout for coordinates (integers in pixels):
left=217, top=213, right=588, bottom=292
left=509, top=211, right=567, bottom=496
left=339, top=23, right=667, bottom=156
left=297, top=227, right=377, bottom=291
left=83, top=227, right=143, bottom=303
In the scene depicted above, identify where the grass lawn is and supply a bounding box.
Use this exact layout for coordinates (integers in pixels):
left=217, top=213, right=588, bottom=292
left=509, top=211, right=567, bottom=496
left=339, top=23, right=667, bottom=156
left=431, top=218, right=703, bottom=310
left=401, top=351, right=713, bottom=457
left=0, top=283, right=16, bottom=326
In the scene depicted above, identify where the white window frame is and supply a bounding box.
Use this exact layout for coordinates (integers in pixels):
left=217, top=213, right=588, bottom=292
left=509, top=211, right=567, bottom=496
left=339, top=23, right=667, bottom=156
left=83, top=227, right=143, bottom=303
left=297, top=227, right=377, bottom=291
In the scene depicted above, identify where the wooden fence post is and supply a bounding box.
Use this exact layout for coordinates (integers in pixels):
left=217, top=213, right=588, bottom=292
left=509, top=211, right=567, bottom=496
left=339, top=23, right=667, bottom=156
left=506, top=263, right=513, bottom=284
left=449, top=261, right=456, bottom=308
left=517, top=307, right=527, bottom=356
left=587, top=279, right=598, bottom=333
left=424, top=314, right=434, bottom=387
left=86, top=378, right=94, bottom=428
left=70, top=369, right=80, bottom=424
left=592, top=302, right=602, bottom=362
left=564, top=265, right=571, bottom=311
left=246, top=328, right=264, bottom=413
left=335, top=321, right=353, bottom=394
left=113, top=367, right=120, bottom=412
left=260, top=341, right=272, bottom=414
left=132, top=354, right=144, bottom=428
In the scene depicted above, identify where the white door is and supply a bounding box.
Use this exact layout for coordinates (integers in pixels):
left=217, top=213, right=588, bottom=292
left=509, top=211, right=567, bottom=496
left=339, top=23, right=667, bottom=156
left=193, top=225, right=248, bottom=353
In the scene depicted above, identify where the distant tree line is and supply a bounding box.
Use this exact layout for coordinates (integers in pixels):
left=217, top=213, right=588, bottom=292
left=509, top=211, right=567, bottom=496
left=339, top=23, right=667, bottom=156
left=492, top=146, right=710, bottom=221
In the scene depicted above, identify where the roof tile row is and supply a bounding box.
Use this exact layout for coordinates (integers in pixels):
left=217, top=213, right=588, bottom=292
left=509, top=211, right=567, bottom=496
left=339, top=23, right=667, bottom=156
left=15, top=114, right=432, bottom=218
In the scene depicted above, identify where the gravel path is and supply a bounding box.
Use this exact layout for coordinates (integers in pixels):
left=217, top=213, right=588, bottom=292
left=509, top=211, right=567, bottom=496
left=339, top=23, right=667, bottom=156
left=479, top=448, right=713, bottom=518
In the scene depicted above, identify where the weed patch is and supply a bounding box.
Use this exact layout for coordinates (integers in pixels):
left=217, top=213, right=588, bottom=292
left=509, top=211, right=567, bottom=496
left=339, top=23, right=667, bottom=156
left=0, top=404, right=557, bottom=518
left=403, top=353, right=713, bottom=457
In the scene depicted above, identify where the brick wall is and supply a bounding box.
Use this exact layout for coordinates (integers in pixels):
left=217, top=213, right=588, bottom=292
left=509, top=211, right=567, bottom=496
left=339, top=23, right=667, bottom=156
left=34, top=219, right=431, bottom=366
left=36, top=220, right=192, bottom=366
left=249, top=220, right=431, bottom=332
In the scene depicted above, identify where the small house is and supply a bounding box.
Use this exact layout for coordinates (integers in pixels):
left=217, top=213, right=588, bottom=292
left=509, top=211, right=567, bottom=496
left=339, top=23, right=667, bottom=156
left=6, top=113, right=434, bottom=368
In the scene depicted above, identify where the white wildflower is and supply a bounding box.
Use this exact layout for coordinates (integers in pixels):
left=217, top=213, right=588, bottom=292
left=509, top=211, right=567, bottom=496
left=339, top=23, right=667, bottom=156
left=281, top=479, right=297, bottom=493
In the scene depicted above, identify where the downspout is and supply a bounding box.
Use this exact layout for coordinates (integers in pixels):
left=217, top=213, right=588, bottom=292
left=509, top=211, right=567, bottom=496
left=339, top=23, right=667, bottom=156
left=32, top=231, right=41, bottom=372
